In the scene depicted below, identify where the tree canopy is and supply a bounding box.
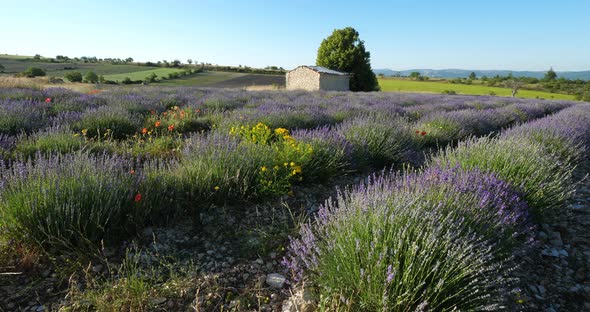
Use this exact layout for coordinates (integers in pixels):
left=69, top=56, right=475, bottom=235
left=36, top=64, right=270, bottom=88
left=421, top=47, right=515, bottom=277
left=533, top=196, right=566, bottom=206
left=316, top=27, right=379, bottom=92
left=544, top=68, right=557, bottom=81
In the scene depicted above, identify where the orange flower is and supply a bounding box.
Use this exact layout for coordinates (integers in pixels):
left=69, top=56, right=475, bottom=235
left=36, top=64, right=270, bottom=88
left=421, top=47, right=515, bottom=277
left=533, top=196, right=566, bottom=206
left=45, top=98, right=51, bottom=103
left=196, top=109, right=201, bottom=113
left=141, top=128, right=148, bottom=135
left=134, top=193, right=142, bottom=202
left=129, top=169, right=135, bottom=174
left=155, top=121, right=161, bottom=127
left=168, top=124, right=175, bottom=131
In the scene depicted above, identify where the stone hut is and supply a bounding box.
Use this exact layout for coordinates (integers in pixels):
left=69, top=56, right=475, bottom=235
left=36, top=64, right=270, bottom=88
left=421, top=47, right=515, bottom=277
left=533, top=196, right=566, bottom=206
left=286, top=66, right=350, bottom=91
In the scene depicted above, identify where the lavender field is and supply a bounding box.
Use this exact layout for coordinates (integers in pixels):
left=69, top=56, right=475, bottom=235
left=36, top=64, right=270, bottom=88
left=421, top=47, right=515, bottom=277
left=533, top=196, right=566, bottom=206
left=0, top=87, right=589, bottom=311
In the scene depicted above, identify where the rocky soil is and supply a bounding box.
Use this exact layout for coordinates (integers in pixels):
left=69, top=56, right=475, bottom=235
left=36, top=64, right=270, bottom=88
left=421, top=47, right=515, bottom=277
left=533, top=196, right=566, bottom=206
left=509, top=162, right=590, bottom=311
left=1, top=164, right=589, bottom=311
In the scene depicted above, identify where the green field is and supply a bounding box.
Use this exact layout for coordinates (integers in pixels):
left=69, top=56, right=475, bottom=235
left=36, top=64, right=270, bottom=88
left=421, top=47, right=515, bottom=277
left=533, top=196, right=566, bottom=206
left=378, top=78, right=576, bottom=100
left=157, top=71, right=245, bottom=86
left=0, top=55, right=156, bottom=77
left=103, top=68, right=186, bottom=82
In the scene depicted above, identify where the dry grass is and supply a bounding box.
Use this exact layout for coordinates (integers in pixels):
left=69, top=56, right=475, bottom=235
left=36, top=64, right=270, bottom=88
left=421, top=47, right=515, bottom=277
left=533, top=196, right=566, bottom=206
left=0, top=76, right=97, bottom=93
left=244, top=84, right=283, bottom=91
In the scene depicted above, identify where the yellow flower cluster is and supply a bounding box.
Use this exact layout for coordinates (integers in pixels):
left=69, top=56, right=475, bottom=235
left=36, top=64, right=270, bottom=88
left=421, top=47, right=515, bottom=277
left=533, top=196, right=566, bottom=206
left=232, top=122, right=314, bottom=195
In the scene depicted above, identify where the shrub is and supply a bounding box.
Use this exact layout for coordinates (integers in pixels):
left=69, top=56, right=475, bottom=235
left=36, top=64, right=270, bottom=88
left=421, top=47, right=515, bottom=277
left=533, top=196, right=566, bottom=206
left=0, top=153, right=143, bottom=250
left=22, top=67, right=46, bottom=77
left=84, top=71, right=99, bottom=83
left=0, top=99, right=47, bottom=135
left=284, top=173, right=511, bottom=311
left=145, top=106, right=211, bottom=135
left=72, top=106, right=141, bottom=140
left=430, top=136, right=575, bottom=221
left=292, top=126, right=352, bottom=182
left=64, top=71, right=83, bottom=83
left=337, top=115, right=414, bottom=170
left=14, top=126, right=84, bottom=159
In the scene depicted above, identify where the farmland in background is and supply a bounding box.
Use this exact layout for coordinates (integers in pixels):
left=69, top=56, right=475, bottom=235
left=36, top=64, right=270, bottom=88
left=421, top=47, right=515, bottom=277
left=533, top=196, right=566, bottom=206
left=379, top=78, right=577, bottom=100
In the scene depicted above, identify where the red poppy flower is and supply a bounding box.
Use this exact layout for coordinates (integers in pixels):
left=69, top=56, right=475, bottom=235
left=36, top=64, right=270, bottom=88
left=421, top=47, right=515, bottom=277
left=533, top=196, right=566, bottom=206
left=155, top=121, right=161, bottom=127
left=45, top=98, right=51, bottom=103
left=421, top=131, right=427, bottom=136
left=129, top=169, right=135, bottom=174
left=134, top=193, right=142, bottom=202
left=196, top=109, right=201, bottom=113
left=141, top=128, right=148, bottom=135
left=168, top=124, right=174, bottom=131
left=415, top=130, right=420, bottom=134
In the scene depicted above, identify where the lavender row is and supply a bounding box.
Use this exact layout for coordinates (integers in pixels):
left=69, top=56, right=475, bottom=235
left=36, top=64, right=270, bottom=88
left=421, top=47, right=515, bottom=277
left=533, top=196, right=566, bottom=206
left=284, top=104, right=590, bottom=310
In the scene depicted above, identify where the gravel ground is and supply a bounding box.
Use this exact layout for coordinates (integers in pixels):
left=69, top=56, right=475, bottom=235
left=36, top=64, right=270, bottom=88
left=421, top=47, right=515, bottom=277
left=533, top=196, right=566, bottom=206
left=508, top=162, right=590, bottom=311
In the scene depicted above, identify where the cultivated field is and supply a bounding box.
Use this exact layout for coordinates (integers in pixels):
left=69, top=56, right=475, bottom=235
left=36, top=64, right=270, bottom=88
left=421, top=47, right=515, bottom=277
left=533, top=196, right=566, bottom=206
left=0, top=87, right=589, bottom=311
left=379, top=78, right=577, bottom=100
left=156, top=71, right=247, bottom=87
left=102, top=68, right=187, bottom=82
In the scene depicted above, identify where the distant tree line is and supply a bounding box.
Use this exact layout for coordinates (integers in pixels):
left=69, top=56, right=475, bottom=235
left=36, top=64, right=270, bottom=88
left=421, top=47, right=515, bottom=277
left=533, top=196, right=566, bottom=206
left=19, top=54, right=286, bottom=75
left=453, top=68, right=590, bottom=100
left=382, top=68, right=590, bottom=101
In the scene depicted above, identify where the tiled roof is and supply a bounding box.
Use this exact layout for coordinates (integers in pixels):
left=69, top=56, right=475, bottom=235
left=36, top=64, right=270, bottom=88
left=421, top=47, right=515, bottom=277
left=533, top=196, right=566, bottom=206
left=299, top=65, right=349, bottom=76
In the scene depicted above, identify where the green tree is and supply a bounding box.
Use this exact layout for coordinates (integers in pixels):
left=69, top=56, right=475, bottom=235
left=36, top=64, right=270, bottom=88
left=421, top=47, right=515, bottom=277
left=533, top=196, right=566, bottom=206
left=0, top=63, right=4, bottom=72
left=22, top=67, right=46, bottom=77
left=409, top=72, right=422, bottom=80
left=544, top=67, right=557, bottom=81
left=469, top=72, right=477, bottom=80
left=64, top=71, right=83, bottom=82
left=84, top=71, right=99, bottom=83
left=504, top=78, right=525, bottom=98
left=145, top=72, right=158, bottom=83
left=316, top=27, right=379, bottom=91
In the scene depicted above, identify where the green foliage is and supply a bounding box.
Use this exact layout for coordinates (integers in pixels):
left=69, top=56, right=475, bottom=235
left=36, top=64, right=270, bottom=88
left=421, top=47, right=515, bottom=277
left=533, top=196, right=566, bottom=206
left=338, top=116, right=414, bottom=169
left=0, top=153, right=142, bottom=251
left=145, top=106, right=211, bottom=134
left=316, top=27, right=379, bottom=91
left=229, top=123, right=314, bottom=195
left=22, top=66, right=46, bottom=77
left=544, top=67, right=557, bottom=82
left=0, top=63, right=4, bottom=72
left=145, top=72, right=158, bottom=83
left=313, top=193, right=506, bottom=311
left=64, top=71, right=83, bottom=82
left=84, top=71, right=99, bottom=83
left=14, top=127, right=84, bottom=159
left=65, top=250, right=198, bottom=312
left=409, top=72, right=421, bottom=80
left=430, top=136, right=575, bottom=221
left=72, top=107, right=141, bottom=140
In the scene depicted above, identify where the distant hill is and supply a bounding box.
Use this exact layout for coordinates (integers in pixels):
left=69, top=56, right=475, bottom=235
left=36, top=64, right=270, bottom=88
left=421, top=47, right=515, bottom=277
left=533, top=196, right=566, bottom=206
left=374, top=68, right=590, bottom=80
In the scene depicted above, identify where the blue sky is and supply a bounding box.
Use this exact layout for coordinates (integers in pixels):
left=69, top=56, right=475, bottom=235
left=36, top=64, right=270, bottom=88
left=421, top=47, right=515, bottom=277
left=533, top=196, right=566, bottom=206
left=2, top=0, right=589, bottom=71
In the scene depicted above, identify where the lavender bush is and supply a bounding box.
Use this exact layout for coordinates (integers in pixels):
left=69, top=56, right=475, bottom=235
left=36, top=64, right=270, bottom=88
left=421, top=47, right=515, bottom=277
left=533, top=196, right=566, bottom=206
left=0, top=152, right=143, bottom=250
left=284, top=169, right=516, bottom=310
